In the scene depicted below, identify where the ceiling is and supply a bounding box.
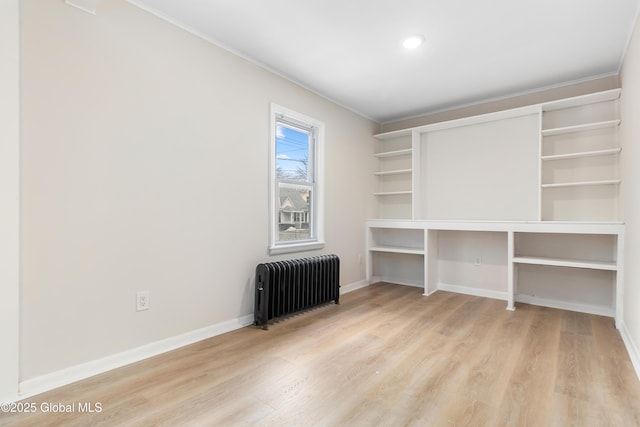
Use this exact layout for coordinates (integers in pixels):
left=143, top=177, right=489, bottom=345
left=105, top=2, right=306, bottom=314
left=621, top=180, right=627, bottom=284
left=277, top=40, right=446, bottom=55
left=127, top=0, right=640, bottom=123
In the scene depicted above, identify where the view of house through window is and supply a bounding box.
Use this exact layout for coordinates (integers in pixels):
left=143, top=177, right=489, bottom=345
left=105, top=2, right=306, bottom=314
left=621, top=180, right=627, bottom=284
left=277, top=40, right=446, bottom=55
left=275, top=121, right=314, bottom=242
left=269, top=104, right=324, bottom=254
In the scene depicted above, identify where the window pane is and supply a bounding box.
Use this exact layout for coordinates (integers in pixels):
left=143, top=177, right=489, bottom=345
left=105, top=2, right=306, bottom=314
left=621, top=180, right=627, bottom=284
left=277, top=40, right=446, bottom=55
left=277, top=186, right=311, bottom=242
left=269, top=104, right=324, bottom=254
left=276, top=123, right=310, bottom=182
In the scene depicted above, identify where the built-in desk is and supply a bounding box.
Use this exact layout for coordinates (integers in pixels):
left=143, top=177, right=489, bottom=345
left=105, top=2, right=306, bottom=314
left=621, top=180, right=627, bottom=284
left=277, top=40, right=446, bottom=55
left=366, top=220, right=625, bottom=328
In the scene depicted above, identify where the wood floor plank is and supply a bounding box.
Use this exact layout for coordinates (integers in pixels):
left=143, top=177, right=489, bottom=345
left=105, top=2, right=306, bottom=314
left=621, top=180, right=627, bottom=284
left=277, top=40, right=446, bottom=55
left=561, top=310, right=594, bottom=336
left=460, top=301, right=534, bottom=409
left=555, top=331, right=598, bottom=402
left=2, top=282, right=639, bottom=426
left=493, top=305, right=563, bottom=426
left=591, top=314, right=631, bottom=360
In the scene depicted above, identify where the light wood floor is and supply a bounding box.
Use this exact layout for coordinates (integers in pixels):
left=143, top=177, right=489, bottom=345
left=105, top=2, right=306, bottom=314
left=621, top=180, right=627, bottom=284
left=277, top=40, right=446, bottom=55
left=2, top=282, right=640, bottom=426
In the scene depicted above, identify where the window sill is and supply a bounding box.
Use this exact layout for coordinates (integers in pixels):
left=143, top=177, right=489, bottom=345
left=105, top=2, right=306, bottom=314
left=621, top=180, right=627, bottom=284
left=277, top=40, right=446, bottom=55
left=269, top=241, right=325, bottom=256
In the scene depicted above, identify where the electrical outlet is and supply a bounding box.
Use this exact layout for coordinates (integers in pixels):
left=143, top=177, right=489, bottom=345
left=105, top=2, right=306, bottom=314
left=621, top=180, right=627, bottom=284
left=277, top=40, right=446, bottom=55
left=474, top=256, right=482, bottom=266
left=358, top=254, right=362, bottom=264
left=136, top=290, right=150, bottom=311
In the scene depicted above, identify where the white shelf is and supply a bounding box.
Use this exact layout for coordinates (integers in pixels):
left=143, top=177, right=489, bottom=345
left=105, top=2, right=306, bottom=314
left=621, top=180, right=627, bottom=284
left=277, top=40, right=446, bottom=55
left=369, top=245, right=424, bottom=255
left=541, top=148, right=621, bottom=161
left=373, top=128, right=413, bottom=140
left=513, top=256, right=617, bottom=271
left=373, top=191, right=413, bottom=196
left=541, top=88, right=621, bottom=111
left=541, top=120, right=620, bottom=136
left=374, top=169, right=412, bottom=176
left=374, top=148, right=412, bottom=158
left=541, top=179, right=621, bottom=189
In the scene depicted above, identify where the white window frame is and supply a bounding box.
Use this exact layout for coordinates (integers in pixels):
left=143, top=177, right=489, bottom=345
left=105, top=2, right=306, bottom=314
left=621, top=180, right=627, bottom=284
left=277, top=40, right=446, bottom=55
left=269, top=103, right=325, bottom=255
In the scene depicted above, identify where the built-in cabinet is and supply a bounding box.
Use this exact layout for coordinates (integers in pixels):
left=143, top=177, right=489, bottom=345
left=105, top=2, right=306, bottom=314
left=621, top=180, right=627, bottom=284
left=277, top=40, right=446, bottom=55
left=367, top=89, right=625, bottom=326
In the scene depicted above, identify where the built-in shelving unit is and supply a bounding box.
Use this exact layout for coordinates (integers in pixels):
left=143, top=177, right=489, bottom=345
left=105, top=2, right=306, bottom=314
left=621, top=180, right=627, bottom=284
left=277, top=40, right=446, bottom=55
left=373, top=131, right=414, bottom=219
left=365, top=220, right=625, bottom=326
left=512, top=230, right=621, bottom=317
left=367, top=89, right=625, bottom=325
left=367, top=225, right=425, bottom=253
left=366, top=224, right=426, bottom=287
left=372, top=89, right=623, bottom=222
left=540, top=89, right=621, bottom=221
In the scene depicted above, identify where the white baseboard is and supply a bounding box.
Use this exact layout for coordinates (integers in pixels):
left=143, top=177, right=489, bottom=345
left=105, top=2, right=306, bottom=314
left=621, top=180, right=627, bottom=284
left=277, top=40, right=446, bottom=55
left=438, top=282, right=508, bottom=301
left=19, top=314, right=254, bottom=400
left=515, top=294, right=614, bottom=318
left=619, top=321, right=640, bottom=382
left=17, top=279, right=373, bottom=400
left=340, top=279, right=370, bottom=294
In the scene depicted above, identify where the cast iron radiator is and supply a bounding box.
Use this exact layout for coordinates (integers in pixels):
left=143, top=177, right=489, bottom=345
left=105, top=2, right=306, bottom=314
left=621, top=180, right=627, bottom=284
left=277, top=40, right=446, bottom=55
left=254, top=254, right=340, bottom=329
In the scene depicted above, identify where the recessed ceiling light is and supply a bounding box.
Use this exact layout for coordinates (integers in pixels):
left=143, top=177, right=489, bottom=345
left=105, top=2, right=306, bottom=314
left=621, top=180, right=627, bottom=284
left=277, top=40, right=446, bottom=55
left=403, top=34, right=425, bottom=49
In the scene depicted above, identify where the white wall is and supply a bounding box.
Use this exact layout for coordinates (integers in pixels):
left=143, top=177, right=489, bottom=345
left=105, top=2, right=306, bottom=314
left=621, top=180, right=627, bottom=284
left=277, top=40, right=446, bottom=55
left=437, top=231, right=508, bottom=297
left=420, top=114, right=539, bottom=220
left=20, top=0, right=376, bottom=383
left=620, top=12, right=640, bottom=374
left=0, top=0, right=20, bottom=402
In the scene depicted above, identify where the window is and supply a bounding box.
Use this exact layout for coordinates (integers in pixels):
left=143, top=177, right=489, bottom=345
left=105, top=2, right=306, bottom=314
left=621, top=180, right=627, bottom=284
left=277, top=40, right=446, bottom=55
left=269, top=104, right=324, bottom=254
